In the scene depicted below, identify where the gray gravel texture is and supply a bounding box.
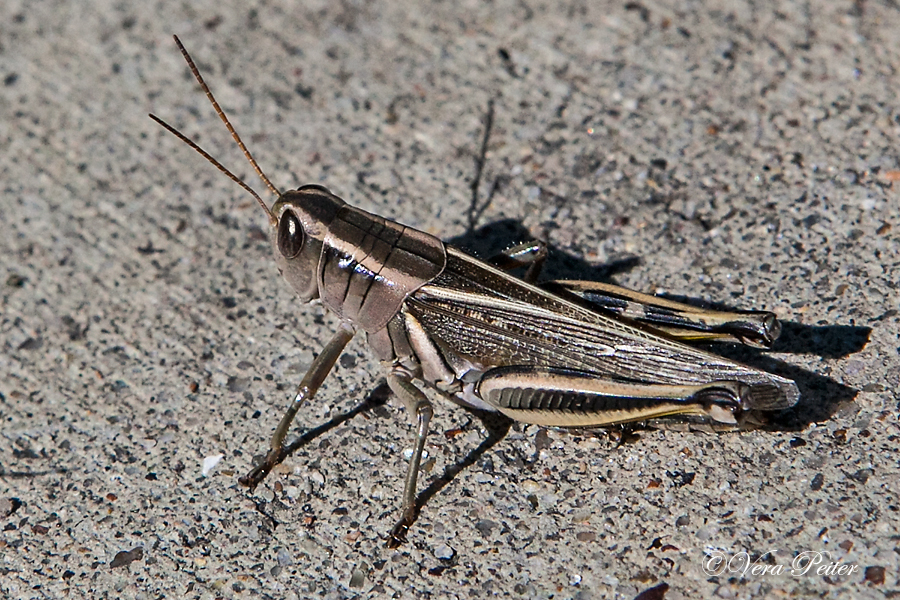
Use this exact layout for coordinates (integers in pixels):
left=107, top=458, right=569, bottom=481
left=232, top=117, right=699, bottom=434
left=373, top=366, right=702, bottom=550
left=2, top=1, right=898, bottom=598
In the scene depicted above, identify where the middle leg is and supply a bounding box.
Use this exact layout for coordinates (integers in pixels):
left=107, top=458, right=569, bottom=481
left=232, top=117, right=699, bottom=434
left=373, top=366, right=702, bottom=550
left=385, top=369, right=434, bottom=547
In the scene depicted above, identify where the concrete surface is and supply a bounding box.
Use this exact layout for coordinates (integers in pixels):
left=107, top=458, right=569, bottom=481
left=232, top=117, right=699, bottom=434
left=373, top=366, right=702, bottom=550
left=1, top=0, right=898, bottom=598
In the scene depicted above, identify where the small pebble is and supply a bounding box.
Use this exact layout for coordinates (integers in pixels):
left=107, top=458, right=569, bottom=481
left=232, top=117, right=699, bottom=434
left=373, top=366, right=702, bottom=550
left=277, top=548, right=292, bottom=566
left=201, top=454, right=224, bottom=476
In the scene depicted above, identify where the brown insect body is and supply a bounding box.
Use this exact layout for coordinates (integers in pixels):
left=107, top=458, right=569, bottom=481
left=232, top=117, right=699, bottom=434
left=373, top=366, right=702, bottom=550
left=151, top=36, right=799, bottom=546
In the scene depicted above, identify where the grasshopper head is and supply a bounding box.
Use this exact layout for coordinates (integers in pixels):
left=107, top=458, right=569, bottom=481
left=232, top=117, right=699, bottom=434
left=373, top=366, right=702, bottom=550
left=270, top=185, right=346, bottom=302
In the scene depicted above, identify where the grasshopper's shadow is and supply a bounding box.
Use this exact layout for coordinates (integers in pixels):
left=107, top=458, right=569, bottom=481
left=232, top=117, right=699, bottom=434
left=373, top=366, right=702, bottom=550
left=448, top=219, right=870, bottom=431
left=413, top=410, right=513, bottom=518
left=448, top=218, right=643, bottom=282
left=258, top=382, right=514, bottom=535
left=275, top=383, right=393, bottom=460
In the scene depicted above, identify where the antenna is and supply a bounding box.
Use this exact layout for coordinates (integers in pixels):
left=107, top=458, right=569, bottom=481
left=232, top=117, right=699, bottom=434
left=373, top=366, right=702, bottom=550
left=149, top=114, right=275, bottom=224
left=150, top=35, right=283, bottom=224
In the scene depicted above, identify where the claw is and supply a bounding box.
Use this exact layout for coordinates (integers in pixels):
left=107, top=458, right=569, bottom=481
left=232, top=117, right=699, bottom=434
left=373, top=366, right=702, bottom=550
left=239, top=447, right=286, bottom=490
left=387, top=517, right=411, bottom=548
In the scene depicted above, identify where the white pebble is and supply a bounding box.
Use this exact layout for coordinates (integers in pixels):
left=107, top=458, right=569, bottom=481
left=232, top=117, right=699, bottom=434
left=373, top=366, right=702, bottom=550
left=434, top=544, right=455, bottom=560
left=202, top=454, right=224, bottom=476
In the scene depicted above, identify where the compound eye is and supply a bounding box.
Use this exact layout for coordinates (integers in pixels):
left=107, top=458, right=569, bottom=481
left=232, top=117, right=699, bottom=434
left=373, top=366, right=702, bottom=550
left=277, top=211, right=304, bottom=259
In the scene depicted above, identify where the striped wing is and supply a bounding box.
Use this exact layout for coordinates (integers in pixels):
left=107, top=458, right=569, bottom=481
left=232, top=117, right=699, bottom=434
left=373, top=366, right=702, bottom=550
left=407, top=248, right=798, bottom=411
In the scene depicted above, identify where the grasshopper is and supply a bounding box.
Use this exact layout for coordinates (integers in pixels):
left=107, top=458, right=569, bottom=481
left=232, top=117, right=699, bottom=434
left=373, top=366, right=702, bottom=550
left=151, top=36, right=799, bottom=546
